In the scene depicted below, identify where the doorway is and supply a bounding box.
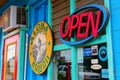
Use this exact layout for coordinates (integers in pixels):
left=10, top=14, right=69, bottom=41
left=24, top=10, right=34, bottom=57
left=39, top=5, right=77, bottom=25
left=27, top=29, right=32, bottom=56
left=2, top=34, right=19, bottom=80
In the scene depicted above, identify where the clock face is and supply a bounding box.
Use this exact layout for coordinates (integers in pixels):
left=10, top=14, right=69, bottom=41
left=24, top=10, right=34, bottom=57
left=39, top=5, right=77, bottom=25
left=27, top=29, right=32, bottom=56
left=33, top=32, right=46, bottom=64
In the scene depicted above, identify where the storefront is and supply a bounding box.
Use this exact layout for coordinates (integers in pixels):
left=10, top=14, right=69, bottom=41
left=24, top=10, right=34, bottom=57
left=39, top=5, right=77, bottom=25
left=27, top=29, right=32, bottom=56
left=51, top=0, right=113, bottom=80
left=0, top=0, right=120, bottom=80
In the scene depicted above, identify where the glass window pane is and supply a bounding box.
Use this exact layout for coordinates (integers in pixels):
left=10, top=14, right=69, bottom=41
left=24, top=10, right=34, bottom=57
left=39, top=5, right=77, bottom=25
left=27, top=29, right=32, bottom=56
left=77, top=43, right=109, bottom=80
left=53, top=49, right=71, bottom=80
left=6, top=43, right=16, bottom=80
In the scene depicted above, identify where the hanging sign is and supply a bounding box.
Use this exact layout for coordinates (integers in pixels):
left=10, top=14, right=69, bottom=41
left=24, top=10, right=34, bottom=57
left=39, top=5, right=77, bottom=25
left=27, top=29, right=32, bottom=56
left=29, top=21, right=53, bottom=74
left=59, top=4, right=109, bottom=45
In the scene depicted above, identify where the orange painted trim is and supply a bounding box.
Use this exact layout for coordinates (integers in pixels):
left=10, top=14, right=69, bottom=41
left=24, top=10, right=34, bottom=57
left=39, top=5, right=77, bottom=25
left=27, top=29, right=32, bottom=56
left=2, top=34, right=19, bottom=80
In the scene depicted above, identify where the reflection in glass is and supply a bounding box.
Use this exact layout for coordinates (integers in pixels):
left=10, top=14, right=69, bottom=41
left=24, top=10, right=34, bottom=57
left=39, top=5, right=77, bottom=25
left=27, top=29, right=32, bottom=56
left=54, top=50, right=71, bottom=80
left=78, top=66, right=100, bottom=80
left=6, top=44, right=16, bottom=80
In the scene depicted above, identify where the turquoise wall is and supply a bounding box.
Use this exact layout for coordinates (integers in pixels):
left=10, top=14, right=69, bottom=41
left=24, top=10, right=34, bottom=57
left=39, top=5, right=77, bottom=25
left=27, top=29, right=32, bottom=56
left=110, top=0, right=120, bottom=80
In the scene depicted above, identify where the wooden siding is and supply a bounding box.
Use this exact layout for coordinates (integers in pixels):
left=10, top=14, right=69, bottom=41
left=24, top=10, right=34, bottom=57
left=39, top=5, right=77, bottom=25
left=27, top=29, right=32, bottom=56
left=52, top=0, right=70, bottom=45
left=76, top=0, right=104, bottom=8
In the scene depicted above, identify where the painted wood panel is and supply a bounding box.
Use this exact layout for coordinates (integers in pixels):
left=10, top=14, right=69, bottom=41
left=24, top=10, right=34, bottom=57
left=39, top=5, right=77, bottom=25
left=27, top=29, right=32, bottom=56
left=111, top=8, right=120, bottom=31
left=110, top=0, right=120, bottom=10
left=110, top=0, right=120, bottom=80
left=26, top=0, right=48, bottom=80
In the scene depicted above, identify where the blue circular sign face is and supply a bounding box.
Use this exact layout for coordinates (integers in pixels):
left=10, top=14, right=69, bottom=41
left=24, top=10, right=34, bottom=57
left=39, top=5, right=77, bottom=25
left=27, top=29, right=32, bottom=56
left=59, top=4, right=109, bottom=45
left=98, top=46, right=107, bottom=61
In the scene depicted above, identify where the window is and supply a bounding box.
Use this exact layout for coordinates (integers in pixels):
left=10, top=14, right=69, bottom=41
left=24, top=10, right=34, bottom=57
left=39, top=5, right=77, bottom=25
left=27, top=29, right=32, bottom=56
left=53, top=50, right=71, bottom=80
left=6, top=43, right=16, bottom=80
left=77, top=43, right=109, bottom=80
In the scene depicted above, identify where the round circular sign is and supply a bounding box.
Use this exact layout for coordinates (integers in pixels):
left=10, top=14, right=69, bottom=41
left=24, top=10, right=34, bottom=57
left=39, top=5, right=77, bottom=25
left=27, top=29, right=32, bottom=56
left=29, top=21, right=53, bottom=74
left=98, top=46, right=107, bottom=61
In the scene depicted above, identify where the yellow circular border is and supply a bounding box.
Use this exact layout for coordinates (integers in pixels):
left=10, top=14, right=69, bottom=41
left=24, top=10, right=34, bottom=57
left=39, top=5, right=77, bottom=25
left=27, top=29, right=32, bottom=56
left=29, top=21, right=53, bottom=74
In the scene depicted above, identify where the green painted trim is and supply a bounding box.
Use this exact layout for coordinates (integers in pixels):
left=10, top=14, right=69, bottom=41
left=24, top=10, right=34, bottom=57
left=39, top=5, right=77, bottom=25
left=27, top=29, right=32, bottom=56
left=54, top=35, right=106, bottom=50
left=70, top=0, right=78, bottom=80
left=77, top=35, right=106, bottom=47
left=25, top=5, right=30, bottom=11
left=70, top=0, right=75, bottom=14
left=47, top=0, right=53, bottom=80
left=26, top=5, right=30, bottom=29
left=54, top=44, right=71, bottom=51
left=17, top=29, right=26, bottom=80
left=104, top=0, right=115, bottom=80
left=71, top=46, right=77, bottom=80
left=0, top=29, right=4, bottom=79
left=20, top=27, right=29, bottom=31
left=48, top=0, right=52, bottom=29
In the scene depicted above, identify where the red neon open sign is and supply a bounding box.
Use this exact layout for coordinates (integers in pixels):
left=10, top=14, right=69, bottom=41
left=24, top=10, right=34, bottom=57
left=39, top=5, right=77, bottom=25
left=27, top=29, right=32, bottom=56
left=60, top=10, right=101, bottom=38
left=59, top=4, right=109, bottom=45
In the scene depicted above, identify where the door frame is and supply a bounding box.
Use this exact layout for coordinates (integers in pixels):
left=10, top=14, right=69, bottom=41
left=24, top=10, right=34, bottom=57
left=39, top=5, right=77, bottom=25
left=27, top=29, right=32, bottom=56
left=2, top=33, right=20, bottom=80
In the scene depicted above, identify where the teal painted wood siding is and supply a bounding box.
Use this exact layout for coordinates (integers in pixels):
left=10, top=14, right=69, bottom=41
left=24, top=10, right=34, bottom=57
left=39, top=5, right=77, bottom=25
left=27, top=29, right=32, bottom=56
left=110, top=0, right=120, bottom=80
left=104, top=0, right=115, bottom=80
left=26, top=0, right=48, bottom=80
